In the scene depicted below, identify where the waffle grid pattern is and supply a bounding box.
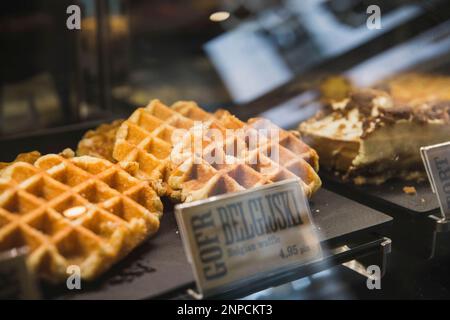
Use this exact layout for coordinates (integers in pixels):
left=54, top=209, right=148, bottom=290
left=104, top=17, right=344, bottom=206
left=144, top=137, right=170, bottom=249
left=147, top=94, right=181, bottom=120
left=169, top=104, right=321, bottom=202
left=113, top=100, right=226, bottom=187
left=0, top=155, right=162, bottom=282
left=114, top=100, right=321, bottom=202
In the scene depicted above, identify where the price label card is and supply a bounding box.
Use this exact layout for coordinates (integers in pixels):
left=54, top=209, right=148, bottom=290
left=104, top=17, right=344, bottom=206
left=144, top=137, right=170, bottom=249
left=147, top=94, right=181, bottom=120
left=421, top=141, right=450, bottom=220
left=0, top=247, right=40, bottom=299
left=175, top=179, right=322, bottom=297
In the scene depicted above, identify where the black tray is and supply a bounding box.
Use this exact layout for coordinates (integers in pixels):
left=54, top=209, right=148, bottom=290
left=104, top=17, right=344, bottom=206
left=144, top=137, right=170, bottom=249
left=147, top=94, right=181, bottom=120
left=322, top=171, right=439, bottom=216
left=43, top=188, right=391, bottom=300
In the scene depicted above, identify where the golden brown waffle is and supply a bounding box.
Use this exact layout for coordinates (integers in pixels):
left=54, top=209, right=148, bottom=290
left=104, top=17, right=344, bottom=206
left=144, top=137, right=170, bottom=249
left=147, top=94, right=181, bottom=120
left=0, top=154, right=162, bottom=282
left=113, top=100, right=226, bottom=196
left=114, top=99, right=320, bottom=202
left=172, top=102, right=321, bottom=201
left=114, top=100, right=192, bottom=181
left=168, top=107, right=321, bottom=202
left=77, top=120, right=124, bottom=162
left=0, top=151, right=41, bottom=173
left=172, top=104, right=319, bottom=170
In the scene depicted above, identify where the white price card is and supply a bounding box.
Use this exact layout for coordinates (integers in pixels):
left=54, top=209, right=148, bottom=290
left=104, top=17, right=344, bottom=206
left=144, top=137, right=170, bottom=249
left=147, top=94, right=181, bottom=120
left=421, top=141, right=450, bottom=220
left=175, top=179, right=322, bottom=297
left=0, top=247, right=40, bottom=299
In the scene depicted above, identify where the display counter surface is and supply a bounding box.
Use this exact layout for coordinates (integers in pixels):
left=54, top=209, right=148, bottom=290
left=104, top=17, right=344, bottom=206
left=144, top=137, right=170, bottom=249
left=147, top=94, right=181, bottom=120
left=43, top=188, right=391, bottom=300
left=3, top=121, right=450, bottom=300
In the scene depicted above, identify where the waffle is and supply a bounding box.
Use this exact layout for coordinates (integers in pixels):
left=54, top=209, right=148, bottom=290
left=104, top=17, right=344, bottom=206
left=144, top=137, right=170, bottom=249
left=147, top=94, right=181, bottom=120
left=168, top=105, right=321, bottom=202
left=0, top=154, right=162, bottom=282
left=172, top=103, right=319, bottom=170
left=113, top=100, right=226, bottom=196
left=0, top=151, right=41, bottom=173
left=77, top=119, right=124, bottom=162
left=114, top=99, right=320, bottom=202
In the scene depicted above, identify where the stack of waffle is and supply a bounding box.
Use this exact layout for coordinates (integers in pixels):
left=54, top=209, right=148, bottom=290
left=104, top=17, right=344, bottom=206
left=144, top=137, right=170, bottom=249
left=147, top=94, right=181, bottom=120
left=1, top=99, right=320, bottom=282
left=112, top=100, right=321, bottom=202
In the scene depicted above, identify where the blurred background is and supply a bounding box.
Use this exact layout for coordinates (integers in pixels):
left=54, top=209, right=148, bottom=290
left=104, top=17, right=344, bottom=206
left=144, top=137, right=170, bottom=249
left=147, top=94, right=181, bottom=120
left=0, top=0, right=450, bottom=137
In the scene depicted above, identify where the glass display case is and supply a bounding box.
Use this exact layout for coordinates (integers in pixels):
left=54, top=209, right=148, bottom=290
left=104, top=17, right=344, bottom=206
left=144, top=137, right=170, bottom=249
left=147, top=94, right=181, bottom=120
left=1, top=0, right=450, bottom=301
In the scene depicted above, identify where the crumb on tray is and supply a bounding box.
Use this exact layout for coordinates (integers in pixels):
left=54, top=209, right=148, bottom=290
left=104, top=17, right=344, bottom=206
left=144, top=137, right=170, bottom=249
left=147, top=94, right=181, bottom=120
left=403, top=186, right=417, bottom=195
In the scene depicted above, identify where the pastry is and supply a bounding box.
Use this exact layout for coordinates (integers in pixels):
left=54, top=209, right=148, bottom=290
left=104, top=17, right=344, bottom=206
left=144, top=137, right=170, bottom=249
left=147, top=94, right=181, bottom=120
left=299, top=88, right=450, bottom=184
left=0, top=153, right=162, bottom=282
left=77, top=120, right=124, bottom=162
left=378, top=73, right=450, bottom=105
left=170, top=102, right=321, bottom=201
left=114, top=100, right=321, bottom=201
left=0, top=151, right=41, bottom=173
